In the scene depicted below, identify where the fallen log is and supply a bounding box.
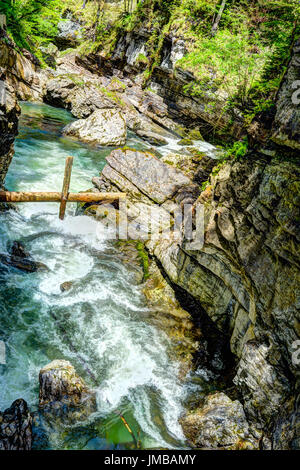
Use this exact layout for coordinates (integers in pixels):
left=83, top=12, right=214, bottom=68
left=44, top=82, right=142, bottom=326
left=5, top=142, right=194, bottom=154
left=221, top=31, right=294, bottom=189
left=0, top=191, right=126, bottom=203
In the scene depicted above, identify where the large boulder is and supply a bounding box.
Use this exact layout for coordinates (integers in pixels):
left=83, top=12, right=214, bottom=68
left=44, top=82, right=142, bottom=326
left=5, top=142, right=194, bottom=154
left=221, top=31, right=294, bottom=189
left=63, top=109, right=127, bottom=146
left=39, top=360, right=95, bottom=409
left=180, top=392, right=259, bottom=449
left=136, top=129, right=168, bottom=146
left=44, top=75, right=116, bottom=119
left=0, top=399, right=32, bottom=450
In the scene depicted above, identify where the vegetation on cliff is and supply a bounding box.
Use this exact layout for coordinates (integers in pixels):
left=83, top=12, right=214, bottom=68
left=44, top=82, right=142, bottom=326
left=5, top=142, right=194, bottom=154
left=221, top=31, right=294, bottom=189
left=1, top=0, right=298, bottom=135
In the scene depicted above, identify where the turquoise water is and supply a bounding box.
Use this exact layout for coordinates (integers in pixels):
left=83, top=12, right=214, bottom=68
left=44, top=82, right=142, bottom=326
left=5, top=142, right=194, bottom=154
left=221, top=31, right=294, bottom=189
left=0, top=102, right=188, bottom=450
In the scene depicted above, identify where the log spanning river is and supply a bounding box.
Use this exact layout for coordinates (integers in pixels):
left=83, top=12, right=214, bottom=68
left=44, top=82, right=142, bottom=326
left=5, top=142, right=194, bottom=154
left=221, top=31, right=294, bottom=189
left=0, top=102, right=206, bottom=450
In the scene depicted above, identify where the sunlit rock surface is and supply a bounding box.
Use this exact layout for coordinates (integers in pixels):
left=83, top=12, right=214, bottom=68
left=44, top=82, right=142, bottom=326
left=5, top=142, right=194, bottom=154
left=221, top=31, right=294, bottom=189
left=63, top=108, right=127, bottom=146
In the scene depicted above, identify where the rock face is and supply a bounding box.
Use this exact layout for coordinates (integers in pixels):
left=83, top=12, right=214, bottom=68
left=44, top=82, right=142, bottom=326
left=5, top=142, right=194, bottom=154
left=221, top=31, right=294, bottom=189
left=0, top=30, right=42, bottom=101
left=39, top=43, right=59, bottom=68
left=56, top=18, right=82, bottom=49
left=63, top=108, right=127, bottom=146
left=272, top=38, right=300, bottom=149
left=180, top=392, right=259, bottom=449
left=79, top=30, right=244, bottom=138
left=92, top=143, right=299, bottom=448
left=0, top=399, right=32, bottom=450
left=0, top=34, right=21, bottom=200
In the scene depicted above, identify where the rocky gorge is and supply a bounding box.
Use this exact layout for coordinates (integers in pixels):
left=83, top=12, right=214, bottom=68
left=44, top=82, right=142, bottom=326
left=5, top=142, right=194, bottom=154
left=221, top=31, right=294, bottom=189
left=0, top=1, right=299, bottom=452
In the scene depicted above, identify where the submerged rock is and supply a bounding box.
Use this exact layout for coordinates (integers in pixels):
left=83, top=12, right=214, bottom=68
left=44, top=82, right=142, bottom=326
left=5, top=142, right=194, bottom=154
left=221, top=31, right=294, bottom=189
left=9, top=240, right=30, bottom=259
left=136, top=129, right=168, bottom=146
left=0, top=399, right=32, bottom=450
left=60, top=281, right=73, bottom=292
left=0, top=252, right=49, bottom=272
left=180, top=392, right=260, bottom=449
left=63, top=109, right=127, bottom=146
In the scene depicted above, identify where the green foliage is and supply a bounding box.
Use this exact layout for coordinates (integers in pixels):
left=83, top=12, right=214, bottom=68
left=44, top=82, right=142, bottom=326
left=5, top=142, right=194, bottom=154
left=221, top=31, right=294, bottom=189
left=225, top=137, right=248, bottom=160
left=0, top=0, right=64, bottom=50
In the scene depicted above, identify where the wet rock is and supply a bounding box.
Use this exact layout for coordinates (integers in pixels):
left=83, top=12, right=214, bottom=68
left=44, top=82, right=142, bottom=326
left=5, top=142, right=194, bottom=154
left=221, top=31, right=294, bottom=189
left=0, top=399, right=32, bottom=450
left=178, top=138, right=193, bottom=146
left=142, top=261, right=200, bottom=376
left=180, top=392, right=260, bottom=449
left=9, top=240, right=31, bottom=259
left=39, top=360, right=95, bottom=408
left=63, top=108, right=127, bottom=146
left=136, top=129, right=168, bottom=146
left=0, top=252, right=49, bottom=272
left=60, top=281, right=73, bottom=292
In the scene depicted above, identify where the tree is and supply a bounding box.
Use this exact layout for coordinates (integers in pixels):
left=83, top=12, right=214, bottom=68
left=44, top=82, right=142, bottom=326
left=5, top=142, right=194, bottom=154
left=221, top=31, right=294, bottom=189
left=0, top=0, right=63, bottom=49
left=211, top=0, right=227, bottom=37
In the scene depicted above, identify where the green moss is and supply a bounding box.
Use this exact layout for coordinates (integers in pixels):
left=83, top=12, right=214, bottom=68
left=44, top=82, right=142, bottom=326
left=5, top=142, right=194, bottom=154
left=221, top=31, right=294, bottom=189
left=97, top=86, right=125, bottom=107
left=136, top=242, right=150, bottom=282
left=178, top=138, right=194, bottom=146
left=188, top=129, right=203, bottom=140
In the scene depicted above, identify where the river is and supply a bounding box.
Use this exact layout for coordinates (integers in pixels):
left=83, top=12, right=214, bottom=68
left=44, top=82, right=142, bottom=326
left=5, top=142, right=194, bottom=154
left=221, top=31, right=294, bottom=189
left=0, top=102, right=202, bottom=450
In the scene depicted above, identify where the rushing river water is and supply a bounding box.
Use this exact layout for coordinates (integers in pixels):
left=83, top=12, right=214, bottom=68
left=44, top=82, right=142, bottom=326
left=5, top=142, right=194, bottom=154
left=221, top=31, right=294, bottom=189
left=0, top=102, right=200, bottom=450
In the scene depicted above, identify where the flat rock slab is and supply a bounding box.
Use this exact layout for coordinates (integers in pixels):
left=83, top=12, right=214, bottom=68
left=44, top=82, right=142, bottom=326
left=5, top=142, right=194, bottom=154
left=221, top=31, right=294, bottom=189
left=105, top=148, right=191, bottom=204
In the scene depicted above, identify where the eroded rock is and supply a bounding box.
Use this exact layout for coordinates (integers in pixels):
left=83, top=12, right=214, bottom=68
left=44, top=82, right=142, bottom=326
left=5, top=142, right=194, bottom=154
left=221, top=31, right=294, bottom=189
left=39, top=360, right=95, bottom=409
left=0, top=399, right=32, bottom=450
left=180, top=392, right=259, bottom=449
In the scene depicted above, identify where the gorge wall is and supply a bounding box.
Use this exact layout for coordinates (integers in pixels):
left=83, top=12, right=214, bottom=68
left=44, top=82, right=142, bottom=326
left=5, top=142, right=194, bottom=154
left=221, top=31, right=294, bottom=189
left=88, top=33, right=300, bottom=449
left=0, top=29, right=42, bottom=193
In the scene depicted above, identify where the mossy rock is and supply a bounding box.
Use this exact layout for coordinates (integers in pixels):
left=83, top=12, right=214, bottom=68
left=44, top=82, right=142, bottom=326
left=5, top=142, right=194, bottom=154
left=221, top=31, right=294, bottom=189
left=178, top=138, right=194, bottom=146
left=188, top=129, right=203, bottom=140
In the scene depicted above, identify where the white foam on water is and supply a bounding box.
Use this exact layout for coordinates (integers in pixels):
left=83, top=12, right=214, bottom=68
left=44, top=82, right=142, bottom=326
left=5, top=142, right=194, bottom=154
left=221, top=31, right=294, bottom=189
left=158, top=135, right=218, bottom=158
left=0, top=102, right=189, bottom=449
